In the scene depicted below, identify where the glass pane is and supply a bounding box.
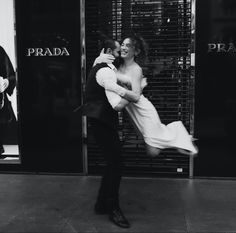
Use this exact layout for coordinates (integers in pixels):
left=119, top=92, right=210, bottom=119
left=12, top=0, right=83, bottom=172
left=0, top=0, right=20, bottom=163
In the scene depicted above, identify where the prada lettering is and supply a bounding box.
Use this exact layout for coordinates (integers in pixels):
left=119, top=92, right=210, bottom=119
left=208, top=43, right=236, bottom=53
left=27, top=47, right=70, bottom=56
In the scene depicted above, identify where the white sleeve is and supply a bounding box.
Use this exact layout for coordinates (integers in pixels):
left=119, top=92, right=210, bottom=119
left=96, top=68, right=127, bottom=97
left=96, top=67, right=122, bottom=108
left=105, top=90, right=122, bottom=108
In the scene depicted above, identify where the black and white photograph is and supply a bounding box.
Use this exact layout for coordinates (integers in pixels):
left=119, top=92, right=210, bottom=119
left=0, top=0, right=236, bottom=232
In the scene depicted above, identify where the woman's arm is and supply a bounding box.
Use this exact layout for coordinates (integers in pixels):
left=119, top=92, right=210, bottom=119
left=96, top=65, right=144, bottom=103
left=93, top=49, right=115, bottom=67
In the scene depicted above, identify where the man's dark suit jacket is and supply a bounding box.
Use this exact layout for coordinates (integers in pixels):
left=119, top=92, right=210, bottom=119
left=82, top=63, right=118, bottom=130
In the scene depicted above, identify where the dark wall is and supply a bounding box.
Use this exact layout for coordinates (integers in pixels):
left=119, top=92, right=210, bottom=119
left=194, top=0, right=236, bottom=177
left=0, top=0, right=83, bottom=173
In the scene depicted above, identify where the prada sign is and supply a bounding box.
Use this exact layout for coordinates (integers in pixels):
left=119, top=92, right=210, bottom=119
left=208, top=42, right=236, bottom=53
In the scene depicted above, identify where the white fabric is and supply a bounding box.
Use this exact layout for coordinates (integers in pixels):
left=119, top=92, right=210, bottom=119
left=96, top=67, right=126, bottom=108
left=0, top=0, right=17, bottom=119
left=120, top=74, right=198, bottom=154
left=107, top=63, right=116, bottom=71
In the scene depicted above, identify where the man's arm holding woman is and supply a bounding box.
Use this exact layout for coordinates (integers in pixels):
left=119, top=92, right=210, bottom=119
left=94, top=52, right=147, bottom=104
left=96, top=67, right=130, bottom=111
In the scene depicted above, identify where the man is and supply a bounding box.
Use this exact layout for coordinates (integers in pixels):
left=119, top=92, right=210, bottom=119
left=82, top=39, right=130, bottom=228
left=0, top=46, right=16, bottom=157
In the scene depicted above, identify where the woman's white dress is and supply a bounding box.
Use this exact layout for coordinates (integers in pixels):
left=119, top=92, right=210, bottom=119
left=118, top=74, right=198, bottom=155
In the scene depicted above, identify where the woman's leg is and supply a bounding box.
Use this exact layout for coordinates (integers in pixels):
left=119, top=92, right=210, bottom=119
left=125, top=110, right=162, bottom=157
left=145, top=143, right=162, bottom=158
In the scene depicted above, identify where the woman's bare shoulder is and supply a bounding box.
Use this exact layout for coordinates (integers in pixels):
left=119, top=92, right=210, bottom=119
left=133, top=62, right=142, bottom=70
left=132, top=63, right=143, bottom=77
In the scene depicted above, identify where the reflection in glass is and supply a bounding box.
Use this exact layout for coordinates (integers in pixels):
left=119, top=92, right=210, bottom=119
left=0, top=0, right=19, bottom=162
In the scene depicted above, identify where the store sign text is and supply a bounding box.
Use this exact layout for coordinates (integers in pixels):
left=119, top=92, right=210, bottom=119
left=208, top=43, right=236, bottom=53
left=26, top=47, right=70, bottom=56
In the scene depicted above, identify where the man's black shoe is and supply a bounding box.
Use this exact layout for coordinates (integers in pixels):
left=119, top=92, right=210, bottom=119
left=109, top=207, right=130, bottom=228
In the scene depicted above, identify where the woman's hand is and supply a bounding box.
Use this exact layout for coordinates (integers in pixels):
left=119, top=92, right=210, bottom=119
left=93, top=48, right=115, bottom=66
left=0, top=76, right=9, bottom=93
left=141, top=77, right=148, bottom=90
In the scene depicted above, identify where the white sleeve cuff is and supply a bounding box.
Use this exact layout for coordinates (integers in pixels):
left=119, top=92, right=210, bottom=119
left=105, top=90, right=122, bottom=109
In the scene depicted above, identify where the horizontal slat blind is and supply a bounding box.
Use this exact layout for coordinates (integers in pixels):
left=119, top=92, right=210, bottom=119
left=85, top=0, right=192, bottom=177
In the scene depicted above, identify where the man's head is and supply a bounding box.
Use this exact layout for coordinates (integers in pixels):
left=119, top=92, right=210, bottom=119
left=102, top=39, right=120, bottom=58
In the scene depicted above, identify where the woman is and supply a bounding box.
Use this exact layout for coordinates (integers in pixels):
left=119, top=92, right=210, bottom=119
left=95, top=35, right=198, bottom=157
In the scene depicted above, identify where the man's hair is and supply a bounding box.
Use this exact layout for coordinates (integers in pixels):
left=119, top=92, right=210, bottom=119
left=101, top=39, right=117, bottom=53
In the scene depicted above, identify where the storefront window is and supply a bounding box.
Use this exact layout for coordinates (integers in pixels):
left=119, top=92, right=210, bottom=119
left=0, top=0, right=20, bottom=163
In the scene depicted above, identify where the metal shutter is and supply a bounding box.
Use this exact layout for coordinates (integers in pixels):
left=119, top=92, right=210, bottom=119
left=83, top=0, right=193, bottom=177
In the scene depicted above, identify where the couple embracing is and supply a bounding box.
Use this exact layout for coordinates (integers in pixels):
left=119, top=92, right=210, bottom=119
left=82, top=34, right=198, bottom=228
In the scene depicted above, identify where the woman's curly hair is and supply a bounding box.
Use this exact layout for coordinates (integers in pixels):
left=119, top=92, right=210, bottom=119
left=121, top=32, right=148, bottom=65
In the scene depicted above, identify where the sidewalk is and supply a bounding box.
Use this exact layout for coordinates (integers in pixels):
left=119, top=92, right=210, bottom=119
left=0, top=174, right=235, bottom=233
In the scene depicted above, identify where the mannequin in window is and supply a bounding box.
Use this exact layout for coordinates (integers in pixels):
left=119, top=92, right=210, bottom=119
left=0, top=46, right=16, bottom=157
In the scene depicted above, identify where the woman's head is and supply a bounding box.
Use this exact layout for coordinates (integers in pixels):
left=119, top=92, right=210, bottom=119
left=120, top=34, right=148, bottom=64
